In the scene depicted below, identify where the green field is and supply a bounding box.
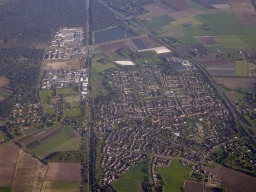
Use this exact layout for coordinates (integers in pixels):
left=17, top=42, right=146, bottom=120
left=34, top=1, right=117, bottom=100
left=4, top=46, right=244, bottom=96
left=42, top=138, right=82, bottom=157
left=156, top=159, right=192, bottom=192
left=94, top=62, right=116, bottom=72
left=186, top=0, right=207, bottom=11
left=65, top=96, right=80, bottom=103
left=92, top=68, right=106, bottom=82
left=44, top=106, right=56, bottom=115
left=39, top=89, right=54, bottom=104
left=214, top=35, right=248, bottom=48
left=143, top=15, right=176, bottom=29
left=235, top=91, right=246, bottom=101
left=30, top=131, right=70, bottom=156
left=113, top=159, right=149, bottom=192
left=0, top=187, right=12, bottom=192
left=64, top=108, right=82, bottom=117
left=56, top=87, right=79, bottom=96
left=237, top=34, right=256, bottom=51
left=0, top=90, right=10, bottom=99
left=23, top=127, right=40, bottom=135
left=235, top=61, right=249, bottom=77
left=41, top=181, right=82, bottom=192
left=205, top=44, right=236, bottom=54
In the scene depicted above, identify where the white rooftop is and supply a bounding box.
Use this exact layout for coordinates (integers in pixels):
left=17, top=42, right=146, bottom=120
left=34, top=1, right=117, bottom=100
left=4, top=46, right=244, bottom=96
left=138, top=46, right=171, bottom=54
left=115, top=61, right=136, bottom=66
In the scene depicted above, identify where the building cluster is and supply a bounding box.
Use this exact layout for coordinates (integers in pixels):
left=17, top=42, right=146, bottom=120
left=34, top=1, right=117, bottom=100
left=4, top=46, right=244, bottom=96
left=96, top=59, right=240, bottom=184
left=8, top=103, right=41, bottom=126
left=41, top=68, right=88, bottom=99
left=44, top=27, right=87, bottom=60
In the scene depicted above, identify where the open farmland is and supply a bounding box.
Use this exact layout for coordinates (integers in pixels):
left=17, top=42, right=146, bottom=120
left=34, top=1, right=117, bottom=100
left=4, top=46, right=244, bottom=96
left=41, top=181, right=82, bottom=192
left=138, top=36, right=162, bottom=49
left=113, top=160, right=149, bottom=192
left=214, top=77, right=256, bottom=90
left=224, top=91, right=237, bottom=102
left=203, top=165, right=256, bottom=192
left=185, top=180, right=203, bottom=192
left=11, top=150, right=46, bottom=192
left=195, top=36, right=219, bottom=45
left=201, top=59, right=236, bottom=76
left=143, top=15, right=175, bottom=29
left=163, top=0, right=195, bottom=11
left=235, top=61, right=249, bottom=76
left=156, top=160, right=192, bottom=192
left=45, top=163, right=85, bottom=182
left=98, top=41, right=130, bottom=55
left=0, top=142, right=19, bottom=187
left=179, top=44, right=208, bottom=56
left=214, top=35, right=248, bottom=48
left=138, top=2, right=176, bottom=20
left=237, top=34, right=256, bottom=51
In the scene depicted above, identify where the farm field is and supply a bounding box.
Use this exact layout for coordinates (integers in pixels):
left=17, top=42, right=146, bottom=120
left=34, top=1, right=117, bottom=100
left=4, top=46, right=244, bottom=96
left=41, top=181, right=82, bottom=192
left=214, top=35, right=248, bottom=48
left=45, top=163, right=84, bottom=182
left=186, top=0, right=207, bottom=11
left=235, top=61, right=249, bottom=77
left=224, top=91, right=237, bottom=102
left=195, top=36, right=219, bottom=46
left=201, top=59, right=236, bottom=76
left=156, top=159, right=192, bottom=192
left=143, top=15, right=175, bottom=29
left=11, top=150, right=46, bottom=192
left=185, top=180, right=203, bottom=192
left=214, top=77, right=256, bottom=90
left=113, top=159, right=149, bottom=192
left=99, top=41, right=130, bottom=55
left=237, top=34, right=256, bottom=51
left=203, top=165, right=256, bottom=192
left=29, top=126, right=74, bottom=157
left=0, top=142, right=19, bottom=187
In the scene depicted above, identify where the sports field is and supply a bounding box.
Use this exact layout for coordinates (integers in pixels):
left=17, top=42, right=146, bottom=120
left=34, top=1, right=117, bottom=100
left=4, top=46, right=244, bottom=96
left=214, top=35, right=248, bottom=48
left=156, top=159, right=192, bottom=192
left=56, top=87, right=79, bottom=96
left=113, top=159, right=149, bottom=192
left=41, top=181, right=82, bottom=192
left=235, top=61, right=249, bottom=77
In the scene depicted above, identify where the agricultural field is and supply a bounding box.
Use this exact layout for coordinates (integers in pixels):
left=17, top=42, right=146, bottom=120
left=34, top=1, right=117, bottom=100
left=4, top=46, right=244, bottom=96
left=39, top=89, right=54, bottom=104
left=235, top=61, right=249, bottom=77
left=195, top=36, right=219, bottom=46
left=113, top=159, right=149, bottom=192
left=185, top=180, right=203, bottom=192
left=143, top=15, right=175, bottom=29
left=214, top=35, right=248, bottom=48
left=214, top=77, right=256, bottom=90
left=201, top=59, right=236, bottom=76
left=0, top=142, right=19, bottom=187
left=41, top=181, right=82, bottom=192
left=186, top=0, right=207, bottom=11
left=99, top=41, right=130, bottom=55
left=11, top=150, right=46, bottom=192
left=156, top=159, right=192, bottom=192
left=203, top=165, right=256, bottom=192
left=224, top=91, right=237, bottom=103
left=237, top=34, right=256, bottom=51
left=45, top=163, right=85, bottom=182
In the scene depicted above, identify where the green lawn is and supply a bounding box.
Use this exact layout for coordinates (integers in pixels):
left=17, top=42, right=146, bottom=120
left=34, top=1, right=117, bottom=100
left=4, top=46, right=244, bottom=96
left=0, top=187, right=12, bottom=192
left=92, top=68, right=106, bottom=82
left=65, top=96, right=81, bottom=103
left=214, top=35, right=248, bottom=48
left=113, top=159, right=149, bottom=192
left=94, top=62, right=116, bottom=72
left=0, top=90, right=10, bottom=99
left=235, top=61, right=249, bottom=77
left=39, top=89, right=54, bottom=104
left=44, top=106, right=56, bottom=115
left=143, top=15, right=176, bottom=29
left=56, top=87, right=79, bottom=96
left=30, top=131, right=70, bottom=156
left=156, top=159, right=192, bottom=192
left=41, top=181, right=82, bottom=192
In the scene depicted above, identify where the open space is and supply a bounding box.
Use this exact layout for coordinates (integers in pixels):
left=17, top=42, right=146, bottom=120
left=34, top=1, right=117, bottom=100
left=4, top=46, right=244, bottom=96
left=202, top=59, right=236, bottom=76
left=235, top=61, right=249, bottom=77
left=39, top=89, right=54, bottom=104
left=45, top=163, right=85, bottom=182
left=99, top=41, right=130, bottom=55
left=195, top=36, right=219, bottom=46
left=185, top=180, right=203, bottom=192
left=156, top=159, right=192, bottom=192
left=113, top=159, right=149, bottom=192
left=214, top=35, right=248, bottom=48
left=214, top=77, right=256, bottom=90
left=143, top=15, right=175, bottom=29
left=41, top=181, right=82, bottom=192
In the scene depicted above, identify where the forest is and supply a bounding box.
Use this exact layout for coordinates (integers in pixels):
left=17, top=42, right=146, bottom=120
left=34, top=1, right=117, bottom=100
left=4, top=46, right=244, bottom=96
left=0, top=0, right=87, bottom=46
